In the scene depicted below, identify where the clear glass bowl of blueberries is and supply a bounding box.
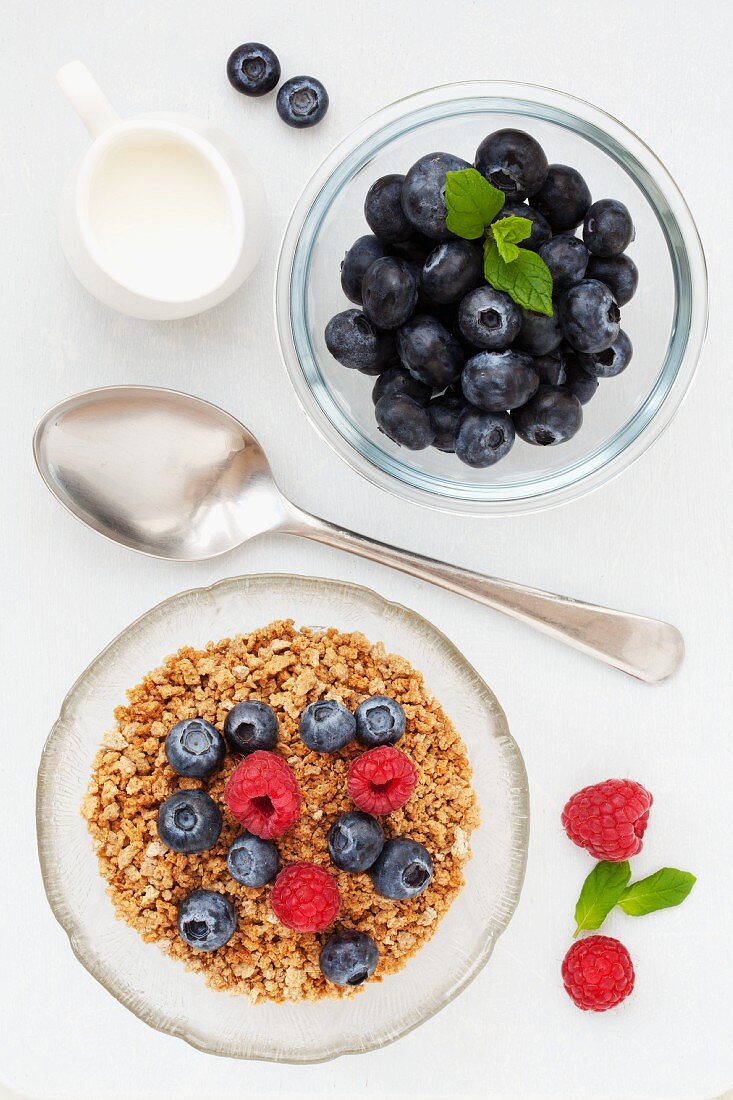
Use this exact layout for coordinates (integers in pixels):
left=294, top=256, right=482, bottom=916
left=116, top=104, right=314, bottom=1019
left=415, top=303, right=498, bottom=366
left=276, top=82, right=707, bottom=514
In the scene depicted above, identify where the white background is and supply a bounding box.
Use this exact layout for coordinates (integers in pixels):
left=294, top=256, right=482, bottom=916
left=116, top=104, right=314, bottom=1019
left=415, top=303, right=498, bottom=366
left=2, top=1, right=732, bottom=1098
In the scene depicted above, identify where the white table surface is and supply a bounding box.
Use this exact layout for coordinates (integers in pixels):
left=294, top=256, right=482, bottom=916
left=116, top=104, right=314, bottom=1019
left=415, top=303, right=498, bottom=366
left=2, top=1, right=732, bottom=1097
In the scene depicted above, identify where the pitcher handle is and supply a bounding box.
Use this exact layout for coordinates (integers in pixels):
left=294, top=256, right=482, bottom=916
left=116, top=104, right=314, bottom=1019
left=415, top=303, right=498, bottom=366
left=57, top=61, right=120, bottom=139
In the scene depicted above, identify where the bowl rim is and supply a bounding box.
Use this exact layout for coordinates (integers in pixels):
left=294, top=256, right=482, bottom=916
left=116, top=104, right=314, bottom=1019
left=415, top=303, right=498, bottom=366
left=36, top=571, right=530, bottom=1063
left=275, top=79, right=708, bottom=517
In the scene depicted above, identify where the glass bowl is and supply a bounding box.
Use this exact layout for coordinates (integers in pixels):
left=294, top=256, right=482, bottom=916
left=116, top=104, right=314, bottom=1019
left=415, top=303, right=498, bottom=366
left=276, top=82, right=707, bottom=515
left=36, top=574, right=528, bottom=1062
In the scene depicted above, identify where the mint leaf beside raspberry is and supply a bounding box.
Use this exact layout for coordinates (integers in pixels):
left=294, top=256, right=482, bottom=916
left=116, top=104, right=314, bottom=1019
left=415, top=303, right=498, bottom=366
left=573, top=860, right=631, bottom=938
left=618, top=867, right=696, bottom=916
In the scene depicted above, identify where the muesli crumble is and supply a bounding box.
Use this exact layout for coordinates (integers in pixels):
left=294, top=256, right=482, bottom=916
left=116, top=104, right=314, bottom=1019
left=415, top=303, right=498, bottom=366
left=81, top=620, right=479, bottom=1002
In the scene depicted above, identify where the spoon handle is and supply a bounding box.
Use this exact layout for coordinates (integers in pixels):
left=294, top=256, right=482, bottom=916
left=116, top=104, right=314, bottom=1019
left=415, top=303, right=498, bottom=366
left=284, top=509, right=683, bottom=683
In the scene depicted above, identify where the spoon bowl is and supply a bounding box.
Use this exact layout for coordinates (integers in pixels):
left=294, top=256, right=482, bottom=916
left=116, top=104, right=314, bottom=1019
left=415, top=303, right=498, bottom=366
left=33, top=385, right=684, bottom=682
left=33, top=387, right=286, bottom=560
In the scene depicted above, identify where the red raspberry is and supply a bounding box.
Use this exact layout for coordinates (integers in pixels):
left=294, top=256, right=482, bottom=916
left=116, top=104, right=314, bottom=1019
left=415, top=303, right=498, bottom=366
left=561, top=778, right=652, bottom=862
left=562, top=935, right=635, bottom=1011
left=347, top=746, right=417, bottom=814
left=270, top=861, right=341, bottom=932
left=224, top=750, right=300, bottom=839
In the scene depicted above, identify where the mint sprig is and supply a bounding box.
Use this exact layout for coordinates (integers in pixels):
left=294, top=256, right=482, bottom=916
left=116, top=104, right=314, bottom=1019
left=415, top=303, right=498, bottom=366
left=443, top=167, right=554, bottom=315
left=573, top=860, right=631, bottom=937
left=617, top=868, right=696, bottom=916
left=484, top=238, right=554, bottom=316
left=572, top=863, right=696, bottom=936
left=444, top=168, right=505, bottom=239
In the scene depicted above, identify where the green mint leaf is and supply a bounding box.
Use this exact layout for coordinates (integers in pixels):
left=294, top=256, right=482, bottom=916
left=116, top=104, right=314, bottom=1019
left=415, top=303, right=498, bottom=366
left=483, top=239, right=554, bottom=316
left=573, top=860, right=631, bottom=937
left=618, top=868, right=696, bottom=916
left=491, top=215, right=533, bottom=263
left=444, top=168, right=505, bottom=240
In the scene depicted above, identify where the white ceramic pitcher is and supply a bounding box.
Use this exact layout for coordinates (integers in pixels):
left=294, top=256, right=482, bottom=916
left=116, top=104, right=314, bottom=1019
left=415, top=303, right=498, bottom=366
left=57, top=61, right=267, bottom=320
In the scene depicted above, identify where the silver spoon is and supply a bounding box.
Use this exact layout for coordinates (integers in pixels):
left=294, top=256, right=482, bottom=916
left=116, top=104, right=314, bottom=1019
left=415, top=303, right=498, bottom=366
left=33, top=386, right=683, bottom=682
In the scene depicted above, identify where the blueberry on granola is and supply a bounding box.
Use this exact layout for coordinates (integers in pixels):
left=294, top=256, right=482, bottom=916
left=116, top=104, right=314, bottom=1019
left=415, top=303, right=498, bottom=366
left=157, top=789, right=222, bottom=853
left=177, top=889, right=237, bottom=951
left=328, top=811, right=385, bottom=872
left=354, top=695, right=406, bottom=747
left=223, top=700, right=279, bottom=755
left=227, top=833, right=280, bottom=887
left=299, top=699, right=356, bottom=753
left=165, top=718, right=226, bottom=778
left=370, top=837, right=434, bottom=899
left=319, top=930, right=379, bottom=986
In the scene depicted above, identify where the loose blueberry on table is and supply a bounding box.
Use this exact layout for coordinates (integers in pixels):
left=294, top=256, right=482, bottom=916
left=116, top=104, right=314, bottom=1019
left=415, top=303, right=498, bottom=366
left=276, top=75, right=329, bottom=128
left=325, top=128, right=637, bottom=467
left=226, top=42, right=281, bottom=97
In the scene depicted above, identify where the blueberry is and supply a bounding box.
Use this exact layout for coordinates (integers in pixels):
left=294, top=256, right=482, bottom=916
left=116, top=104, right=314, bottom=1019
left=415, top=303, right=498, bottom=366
left=495, top=201, right=551, bottom=252
left=560, top=279, right=620, bottom=353
left=276, top=76, right=328, bottom=128
left=428, top=393, right=467, bottom=453
left=165, top=718, right=226, bottom=779
left=299, top=699, right=356, bottom=753
left=462, top=349, right=539, bottom=411
left=583, top=199, right=635, bottom=257
left=223, top=700, right=278, bottom=755
left=364, top=174, right=412, bottom=243
left=327, top=811, right=385, bottom=872
left=514, top=307, right=563, bottom=356
left=401, top=152, right=470, bottom=240
left=395, top=314, right=464, bottom=389
left=578, top=329, right=633, bottom=378
left=458, top=286, right=521, bottom=350
left=226, top=43, right=281, bottom=97
left=157, top=789, right=222, bottom=854
left=421, top=240, right=483, bottom=304
left=563, top=351, right=599, bottom=404
left=390, top=234, right=435, bottom=264
left=178, top=889, right=236, bottom=952
left=374, top=393, right=435, bottom=450
left=455, top=409, right=515, bottom=468
left=370, top=837, right=433, bottom=899
left=319, top=930, right=379, bottom=986
left=340, top=235, right=389, bottom=304
left=585, top=254, right=639, bottom=306
left=475, top=129, right=548, bottom=199
left=533, top=164, right=592, bottom=231
left=538, top=235, right=589, bottom=292
left=371, top=366, right=431, bottom=407
left=513, top=387, right=583, bottom=446
left=227, top=834, right=279, bottom=887
left=532, top=349, right=567, bottom=386
left=362, top=257, right=418, bottom=330
left=354, top=695, right=406, bottom=747
left=325, top=309, right=395, bottom=374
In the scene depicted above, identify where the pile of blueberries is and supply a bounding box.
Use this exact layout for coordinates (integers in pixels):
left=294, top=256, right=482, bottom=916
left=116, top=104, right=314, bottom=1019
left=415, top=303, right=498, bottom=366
left=156, top=694, right=431, bottom=988
left=325, top=129, right=638, bottom=468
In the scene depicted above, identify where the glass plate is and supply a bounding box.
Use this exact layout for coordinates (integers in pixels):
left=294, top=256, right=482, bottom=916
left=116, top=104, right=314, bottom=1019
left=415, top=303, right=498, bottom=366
left=36, top=574, right=529, bottom=1062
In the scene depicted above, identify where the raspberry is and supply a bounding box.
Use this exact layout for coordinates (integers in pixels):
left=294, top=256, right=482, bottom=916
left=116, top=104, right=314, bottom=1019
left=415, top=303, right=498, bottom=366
left=562, top=935, right=635, bottom=1011
left=270, top=861, right=341, bottom=932
left=224, top=750, right=300, bottom=839
left=561, top=778, right=652, bottom=862
left=347, top=746, right=417, bottom=814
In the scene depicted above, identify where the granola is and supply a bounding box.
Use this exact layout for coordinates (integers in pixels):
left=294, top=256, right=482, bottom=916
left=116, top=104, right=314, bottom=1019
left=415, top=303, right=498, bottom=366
left=82, top=620, right=479, bottom=1002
